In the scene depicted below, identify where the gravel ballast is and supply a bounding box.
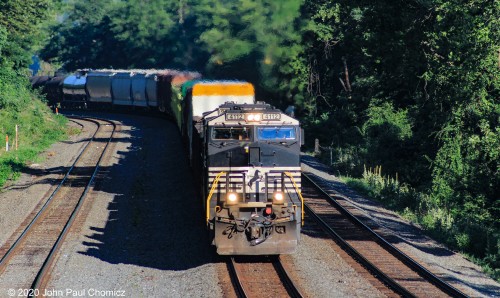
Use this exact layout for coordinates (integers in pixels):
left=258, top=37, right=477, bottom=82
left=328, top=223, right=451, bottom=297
left=0, top=119, right=93, bottom=248
left=301, top=154, right=500, bottom=297
left=45, top=112, right=222, bottom=297
left=2, top=112, right=498, bottom=297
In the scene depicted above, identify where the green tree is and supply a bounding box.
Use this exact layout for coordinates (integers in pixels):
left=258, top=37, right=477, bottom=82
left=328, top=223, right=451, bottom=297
left=0, top=0, right=54, bottom=68
left=41, top=0, right=307, bottom=111
left=41, top=0, right=120, bottom=69
left=196, top=0, right=305, bottom=103
left=299, top=0, right=499, bottom=274
left=36, top=0, right=500, bottom=276
left=428, top=0, right=500, bottom=231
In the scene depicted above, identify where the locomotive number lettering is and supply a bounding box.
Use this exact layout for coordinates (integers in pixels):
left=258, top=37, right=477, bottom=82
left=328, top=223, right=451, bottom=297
left=225, top=113, right=245, bottom=120
left=262, top=113, right=281, bottom=120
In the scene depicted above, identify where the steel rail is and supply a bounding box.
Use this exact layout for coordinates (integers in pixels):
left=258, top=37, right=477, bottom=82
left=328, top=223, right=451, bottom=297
left=228, top=256, right=304, bottom=298
left=303, top=203, right=415, bottom=297
left=228, top=257, right=248, bottom=298
left=0, top=117, right=101, bottom=268
left=302, top=172, right=469, bottom=298
left=29, top=117, right=116, bottom=294
left=273, top=256, right=304, bottom=298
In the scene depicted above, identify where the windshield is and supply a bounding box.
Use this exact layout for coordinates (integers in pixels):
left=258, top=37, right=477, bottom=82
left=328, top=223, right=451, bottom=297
left=212, top=127, right=252, bottom=140
left=257, top=126, right=296, bottom=140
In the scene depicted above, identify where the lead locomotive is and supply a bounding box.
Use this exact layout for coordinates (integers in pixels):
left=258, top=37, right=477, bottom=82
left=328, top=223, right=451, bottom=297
left=181, top=82, right=303, bottom=254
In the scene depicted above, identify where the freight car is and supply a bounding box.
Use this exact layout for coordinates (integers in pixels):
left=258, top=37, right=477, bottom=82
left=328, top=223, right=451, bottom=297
left=30, top=69, right=201, bottom=111
left=178, top=81, right=304, bottom=255
left=62, top=72, right=87, bottom=108
left=29, top=75, right=65, bottom=108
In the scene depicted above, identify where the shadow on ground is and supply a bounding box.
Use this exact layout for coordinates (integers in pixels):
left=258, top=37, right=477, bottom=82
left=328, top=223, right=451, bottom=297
left=64, top=112, right=217, bottom=271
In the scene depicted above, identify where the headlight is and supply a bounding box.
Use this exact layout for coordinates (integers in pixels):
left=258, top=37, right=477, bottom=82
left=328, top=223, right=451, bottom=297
left=226, top=192, right=238, bottom=205
left=246, top=113, right=262, bottom=122
left=273, top=192, right=284, bottom=204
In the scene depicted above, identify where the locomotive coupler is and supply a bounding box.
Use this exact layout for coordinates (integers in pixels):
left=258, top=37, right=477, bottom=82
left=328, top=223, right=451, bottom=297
left=219, top=214, right=290, bottom=245
left=245, top=218, right=273, bottom=246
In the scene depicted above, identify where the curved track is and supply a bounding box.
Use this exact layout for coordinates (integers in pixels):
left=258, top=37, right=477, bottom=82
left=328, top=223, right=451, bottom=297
left=302, top=173, right=468, bottom=298
left=0, top=116, right=116, bottom=296
left=228, top=256, right=304, bottom=298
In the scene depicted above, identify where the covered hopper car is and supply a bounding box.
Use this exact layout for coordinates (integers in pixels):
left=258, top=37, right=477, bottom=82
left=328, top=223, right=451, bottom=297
left=30, top=69, right=201, bottom=110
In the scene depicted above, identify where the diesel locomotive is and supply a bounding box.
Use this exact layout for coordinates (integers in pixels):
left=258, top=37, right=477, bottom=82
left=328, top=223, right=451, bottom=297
left=178, top=81, right=304, bottom=255
left=31, top=72, right=303, bottom=255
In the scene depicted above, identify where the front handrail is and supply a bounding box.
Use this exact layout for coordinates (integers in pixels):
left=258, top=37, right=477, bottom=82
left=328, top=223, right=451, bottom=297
left=284, top=172, right=304, bottom=226
left=206, top=171, right=226, bottom=224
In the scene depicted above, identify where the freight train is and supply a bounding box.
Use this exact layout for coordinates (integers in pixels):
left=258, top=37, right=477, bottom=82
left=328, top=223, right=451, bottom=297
left=30, top=69, right=201, bottom=110
left=30, top=71, right=304, bottom=255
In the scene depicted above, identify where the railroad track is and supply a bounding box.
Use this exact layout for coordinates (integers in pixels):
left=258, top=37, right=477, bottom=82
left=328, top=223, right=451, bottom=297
left=228, top=256, right=304, bottom=298
left=302, top=173, right=468, bottom=298
left=0, top=116, right=115, bottom=296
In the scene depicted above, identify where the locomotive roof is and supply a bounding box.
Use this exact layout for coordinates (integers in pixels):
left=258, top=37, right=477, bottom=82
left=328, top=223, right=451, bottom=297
left=204, top=102, right=299, bottom=126
left=218, top=101, right=277, bottom=111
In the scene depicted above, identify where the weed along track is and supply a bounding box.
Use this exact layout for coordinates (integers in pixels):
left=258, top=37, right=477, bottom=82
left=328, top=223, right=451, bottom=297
left=0, top=116, right=116, bottom=295
left=301, top=173, right=468, bottom=298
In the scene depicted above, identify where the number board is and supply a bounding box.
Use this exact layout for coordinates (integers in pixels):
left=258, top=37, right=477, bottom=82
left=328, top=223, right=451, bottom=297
left=262, top=113, right=281, bottom=120
left=225, top=113, right=245, bottom=120
left=225, top=112, right=281, bottom=121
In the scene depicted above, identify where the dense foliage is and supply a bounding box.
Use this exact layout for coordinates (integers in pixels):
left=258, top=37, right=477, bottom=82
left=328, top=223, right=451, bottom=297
left=0, top=0, right=67, bottom=186
left=299, top=0, right=499, bottom=277
left=39, top=0, right=500, bottom=278
left=41, top=0, right=306, bottom=100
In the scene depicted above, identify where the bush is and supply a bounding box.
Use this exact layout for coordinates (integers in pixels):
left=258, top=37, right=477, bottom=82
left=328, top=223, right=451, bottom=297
left=0, top=66, right=67, bottom=187
left=343, top=165, right=500, bottom=281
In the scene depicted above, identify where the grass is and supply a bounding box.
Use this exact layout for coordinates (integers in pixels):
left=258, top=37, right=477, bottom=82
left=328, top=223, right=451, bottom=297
left=0, top=98, right=68, bottom=188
